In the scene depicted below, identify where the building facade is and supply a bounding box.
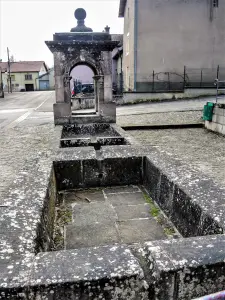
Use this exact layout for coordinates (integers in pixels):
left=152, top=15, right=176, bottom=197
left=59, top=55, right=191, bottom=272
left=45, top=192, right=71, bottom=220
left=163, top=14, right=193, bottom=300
left=38, top=67, right=55, bottom=90
left=119, top=0, right=225, bottom=92
left=0, top=61, right=49, bottom=92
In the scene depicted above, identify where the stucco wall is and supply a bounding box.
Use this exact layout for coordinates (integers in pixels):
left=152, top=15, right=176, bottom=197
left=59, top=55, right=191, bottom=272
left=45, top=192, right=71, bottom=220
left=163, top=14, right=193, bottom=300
left=123, top=0, right=135, bottom=91
left=136, top=0, right=225, bottom=85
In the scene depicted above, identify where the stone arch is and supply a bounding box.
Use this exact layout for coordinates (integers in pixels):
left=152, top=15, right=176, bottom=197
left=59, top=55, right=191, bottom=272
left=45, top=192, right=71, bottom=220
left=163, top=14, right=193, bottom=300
left=66, top=56, right=103, bottom=76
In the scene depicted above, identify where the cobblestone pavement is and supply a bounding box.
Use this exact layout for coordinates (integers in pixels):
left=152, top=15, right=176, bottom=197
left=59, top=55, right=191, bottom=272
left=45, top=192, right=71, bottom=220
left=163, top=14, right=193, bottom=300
left=117, top=110, right=203, bottom=126
left=127, top=128, right=225, bottom=186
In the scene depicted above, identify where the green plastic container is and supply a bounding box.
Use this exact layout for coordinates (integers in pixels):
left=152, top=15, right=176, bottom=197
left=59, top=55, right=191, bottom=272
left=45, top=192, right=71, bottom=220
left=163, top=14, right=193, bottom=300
left=203, top=102, right=214, bottom=121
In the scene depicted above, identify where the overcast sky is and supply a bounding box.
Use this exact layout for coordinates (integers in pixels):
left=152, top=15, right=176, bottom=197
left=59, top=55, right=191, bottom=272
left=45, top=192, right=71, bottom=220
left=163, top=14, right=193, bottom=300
left=0, top=0, right=123, bottom=67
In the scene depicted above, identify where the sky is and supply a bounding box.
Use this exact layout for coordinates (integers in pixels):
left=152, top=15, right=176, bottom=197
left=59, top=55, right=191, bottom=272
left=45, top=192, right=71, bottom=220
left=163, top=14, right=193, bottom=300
left=0, top=0, right=123, bottom=67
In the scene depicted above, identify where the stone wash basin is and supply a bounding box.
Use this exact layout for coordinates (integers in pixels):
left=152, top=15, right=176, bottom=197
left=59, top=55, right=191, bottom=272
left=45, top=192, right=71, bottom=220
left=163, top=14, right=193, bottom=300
left=4, top=153, right=225, bottom=299
left=60, top=123, right=128, bottom=148
left=37, top=156, right=223, bottom=254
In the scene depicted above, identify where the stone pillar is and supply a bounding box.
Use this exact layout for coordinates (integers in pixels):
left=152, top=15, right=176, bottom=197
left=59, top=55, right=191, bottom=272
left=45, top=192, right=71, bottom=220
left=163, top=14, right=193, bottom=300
left=53, top=53, right=71, bottom=124
left=101, top=51, right=113, bottom=103
left=93, top=75, right=101, bottom=113
left=54, top=52, right=65, bottom=103
left=63, top=71, right=72, bottom=104
left=99, top=51, right=116, bottom=122
left=98, top=76, right=104, bottom=114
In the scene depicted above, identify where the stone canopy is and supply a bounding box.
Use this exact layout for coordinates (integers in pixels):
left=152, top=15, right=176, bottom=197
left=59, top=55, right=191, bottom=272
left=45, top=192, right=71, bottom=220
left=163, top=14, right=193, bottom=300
left=45, top=8, right=120, bottom=125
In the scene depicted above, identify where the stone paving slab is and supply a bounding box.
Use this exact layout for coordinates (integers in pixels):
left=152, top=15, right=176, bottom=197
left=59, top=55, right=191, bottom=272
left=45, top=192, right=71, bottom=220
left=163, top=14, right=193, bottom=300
left=71, top=202, right=117, bottom=225
left=115, top=204, right=151, bottom=220
left=104, top=185, right=140, bottom=194
left=63, top=186, right=167, bottom=250
left=65, top=223, right=120, bottom=249
left=118, top=219, right=166, bottom=243
left=65, top=190, right=105, bottom=203
left=107, top=191, right=146, bottom=206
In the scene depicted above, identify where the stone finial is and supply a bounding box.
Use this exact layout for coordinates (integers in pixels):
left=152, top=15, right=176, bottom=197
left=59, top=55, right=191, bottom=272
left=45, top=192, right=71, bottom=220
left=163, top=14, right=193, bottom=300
left=104, top=26, right=110, bottom=34
left=71, top=8, right=93, bottom=33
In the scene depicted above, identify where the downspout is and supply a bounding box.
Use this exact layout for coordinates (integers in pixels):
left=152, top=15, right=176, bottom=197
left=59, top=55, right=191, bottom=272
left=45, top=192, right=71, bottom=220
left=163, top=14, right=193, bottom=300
left=134, top=0, right=138, bottom=91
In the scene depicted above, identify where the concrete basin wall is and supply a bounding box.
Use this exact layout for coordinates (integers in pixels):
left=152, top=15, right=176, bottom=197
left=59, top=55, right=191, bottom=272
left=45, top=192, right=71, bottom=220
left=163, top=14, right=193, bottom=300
left=2, top=146, right=225, bottom=299
left=205, top=104, right=225, bottom=135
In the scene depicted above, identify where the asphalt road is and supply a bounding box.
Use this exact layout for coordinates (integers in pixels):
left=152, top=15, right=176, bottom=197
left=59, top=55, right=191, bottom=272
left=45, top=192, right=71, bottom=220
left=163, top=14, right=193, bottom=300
left=0, top=91, right=224, bottom=128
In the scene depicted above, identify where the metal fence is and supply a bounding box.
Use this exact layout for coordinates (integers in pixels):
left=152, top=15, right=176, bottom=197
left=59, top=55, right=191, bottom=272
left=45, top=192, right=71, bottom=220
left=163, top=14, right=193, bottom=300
left=120, top=66, right=225, bottom=93
left=184, top=66, right=225, bottom=88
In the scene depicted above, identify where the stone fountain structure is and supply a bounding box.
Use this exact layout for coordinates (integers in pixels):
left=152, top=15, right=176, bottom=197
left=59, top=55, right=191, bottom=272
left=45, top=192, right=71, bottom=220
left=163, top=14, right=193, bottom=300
left=46, top=8, right=119, bottom=125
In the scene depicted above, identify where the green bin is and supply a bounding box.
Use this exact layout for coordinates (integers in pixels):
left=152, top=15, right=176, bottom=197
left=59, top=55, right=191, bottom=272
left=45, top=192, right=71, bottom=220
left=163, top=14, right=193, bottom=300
left=203, top=102, right=214, bottom=121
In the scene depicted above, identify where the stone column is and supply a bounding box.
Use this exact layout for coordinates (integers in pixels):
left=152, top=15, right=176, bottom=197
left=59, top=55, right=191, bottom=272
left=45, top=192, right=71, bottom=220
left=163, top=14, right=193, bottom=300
left=53, top=52, right=71, bottom=125
left=93, top=75, right=101, bottom=113
left=98, top=76, right=104, bottom=114
left=99, top=51, right=116, bottom=122
left=63, top=71, right=72, bottom=104
left=101, top=51, right=113, bottom=103
left=54, top=52, right=64, bottom=103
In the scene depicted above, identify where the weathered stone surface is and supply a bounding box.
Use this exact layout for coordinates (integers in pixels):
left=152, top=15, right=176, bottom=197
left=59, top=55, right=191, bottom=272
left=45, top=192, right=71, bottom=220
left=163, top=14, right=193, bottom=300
left=118, top=219, right=166, bottom=244
left=66, top=190, right=105, bottom=203
left=143, top=235, right=225, bottom=299
left=29, top=245, right=148, bottom=299
left=71, top=202, right=117, bottom=226
left=46, top=8, right=119, bottom=125
left=54, top=160, right=82, bottom=190
left=65, top=222, right=120, bottom=249
left=102, top=157, right=143, bottom=186
left=115, top=204, right=151, bottom=220
left=104, top=185, right=140, bottom=194
left=107, top=192, right=146, bottom=206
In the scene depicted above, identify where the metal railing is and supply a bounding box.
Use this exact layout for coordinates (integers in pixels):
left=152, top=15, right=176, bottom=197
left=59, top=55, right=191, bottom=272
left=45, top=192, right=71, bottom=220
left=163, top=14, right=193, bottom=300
left=214, top=79, right=225, bottom=103
left=121, top=66, right=225, bottom=93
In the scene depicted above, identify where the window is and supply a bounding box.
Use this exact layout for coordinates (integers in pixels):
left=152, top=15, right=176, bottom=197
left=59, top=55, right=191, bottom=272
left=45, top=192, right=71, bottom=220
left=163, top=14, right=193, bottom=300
left=15, top=83, right=19, bottom=87
left=25, top=74, right=32, bottom=80
left=213, top=0, right=219, bottom=7
left=11, top=75, right=15, bottom=81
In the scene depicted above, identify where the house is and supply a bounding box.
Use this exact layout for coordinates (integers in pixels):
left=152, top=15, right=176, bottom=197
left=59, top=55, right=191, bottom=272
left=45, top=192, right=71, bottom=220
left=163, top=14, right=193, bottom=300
left=0, top=61, right=49, bottom=92
left=119, top=0, right=225, bottom=93
left=38, top=67, right=55, bottom=90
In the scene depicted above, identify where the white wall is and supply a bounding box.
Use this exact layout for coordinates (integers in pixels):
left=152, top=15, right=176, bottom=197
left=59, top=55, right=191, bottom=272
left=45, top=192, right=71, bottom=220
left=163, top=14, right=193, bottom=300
left=136, top=0, right=225, bottom=83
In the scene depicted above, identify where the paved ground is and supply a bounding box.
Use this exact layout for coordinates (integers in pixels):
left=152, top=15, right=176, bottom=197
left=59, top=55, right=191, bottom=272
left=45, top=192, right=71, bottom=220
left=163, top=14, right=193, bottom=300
left=1, top=91, right=224, bottom=128
left=128, top=128, right=225, bottom=187
left=0, top=91, right=224, bottom=195
left=0, top=91, right=54, bottom=129
left=117, top=110, right=203, bottom=126
left=60, top=186, right=166, bottom=249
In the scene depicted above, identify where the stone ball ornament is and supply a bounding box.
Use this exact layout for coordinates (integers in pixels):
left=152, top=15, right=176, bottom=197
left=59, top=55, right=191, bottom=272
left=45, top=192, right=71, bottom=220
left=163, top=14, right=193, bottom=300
left=71, top=8, right=93, bottom=32
left=74, top=8, right=87, bottom=21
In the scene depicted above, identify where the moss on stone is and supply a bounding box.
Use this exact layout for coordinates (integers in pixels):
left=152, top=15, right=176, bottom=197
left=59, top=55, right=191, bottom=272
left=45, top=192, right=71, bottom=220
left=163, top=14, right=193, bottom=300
left=52, top=204, right=72, bottom=251
left=143, top=193, right=160, bottom=217
left=164, top=226, right=176, bottom=236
